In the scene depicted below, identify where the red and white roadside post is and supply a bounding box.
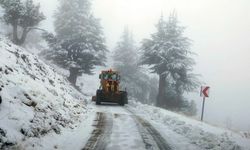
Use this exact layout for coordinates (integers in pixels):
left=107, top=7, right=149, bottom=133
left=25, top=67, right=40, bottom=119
left=200, top=86, right=210, bottom=121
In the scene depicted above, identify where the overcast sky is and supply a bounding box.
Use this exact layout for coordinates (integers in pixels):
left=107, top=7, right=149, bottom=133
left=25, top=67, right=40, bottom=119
left=36, top=0, right=250, bottom=131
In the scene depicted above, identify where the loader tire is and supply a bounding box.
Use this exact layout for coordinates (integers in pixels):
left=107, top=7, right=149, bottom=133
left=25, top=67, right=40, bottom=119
left=119, top=92, right=125, bottom=106
left=96, top=90, right=102, bottom=105
left=124, top=91, right=128, bottom=104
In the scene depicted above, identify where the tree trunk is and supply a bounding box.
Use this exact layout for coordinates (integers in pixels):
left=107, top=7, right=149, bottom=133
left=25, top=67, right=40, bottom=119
left=12, top=23, right=30, bottom=45
left=13, top=22, right=18, bottom=45
left=156, top=73, right=167, bottom=107
left=68, top=67, right=79, bottom=86
left=19, top=28, right=29, bottom=45
left=175, top=84, right=183, bottom=109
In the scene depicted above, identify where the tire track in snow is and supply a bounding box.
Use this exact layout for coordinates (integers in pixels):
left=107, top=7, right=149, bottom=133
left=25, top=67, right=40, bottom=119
left=126, top=108, right=172, bottom=150
left=82, top=112, right=113, bottom=150
left=135, top=116, right=172, bottom=150
left=83, top=105, right=171, bottom=150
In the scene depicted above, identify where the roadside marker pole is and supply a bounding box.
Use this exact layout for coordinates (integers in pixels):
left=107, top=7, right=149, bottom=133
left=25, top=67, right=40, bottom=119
left=200, top=86, right=210, bottom=122
left=201, top=97, right=205, bottom=121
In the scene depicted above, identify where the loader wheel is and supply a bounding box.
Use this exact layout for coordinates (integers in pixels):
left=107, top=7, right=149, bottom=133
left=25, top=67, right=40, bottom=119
left=119, top=92, right=125, bottom=106
left=124, top=91, right=128, bottom=104
left=96, top=90, right=102, bottom=105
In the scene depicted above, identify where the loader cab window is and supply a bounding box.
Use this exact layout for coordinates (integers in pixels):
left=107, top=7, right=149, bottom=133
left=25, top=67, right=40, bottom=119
left=100, top=72, right=120, bottom=81
left=111, top=74, right=117, bottom=80
left=103, top=73, right=109, bottom=80
left=100, top=73, right=110, bottom=80
left=111, top=73, right=121, bottom=81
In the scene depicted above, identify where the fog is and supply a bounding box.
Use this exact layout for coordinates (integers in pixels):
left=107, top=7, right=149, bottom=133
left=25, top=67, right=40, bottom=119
left=36, top=0, right=250, bottom=131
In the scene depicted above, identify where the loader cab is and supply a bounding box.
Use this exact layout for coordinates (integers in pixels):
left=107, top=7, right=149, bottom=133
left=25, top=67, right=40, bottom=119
left=99, top=72, right=120, bottom=81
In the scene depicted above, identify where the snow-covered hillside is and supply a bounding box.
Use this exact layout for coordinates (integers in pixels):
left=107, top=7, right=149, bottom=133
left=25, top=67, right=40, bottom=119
left=0, top=37, right=88, bottom=149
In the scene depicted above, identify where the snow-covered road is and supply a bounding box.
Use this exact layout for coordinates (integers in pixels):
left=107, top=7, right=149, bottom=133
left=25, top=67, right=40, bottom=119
left=18, top=101, right=249, bottom=150
left=81, top=101, right=250, bottom=150
left=83, top=103, right=172, bottom=150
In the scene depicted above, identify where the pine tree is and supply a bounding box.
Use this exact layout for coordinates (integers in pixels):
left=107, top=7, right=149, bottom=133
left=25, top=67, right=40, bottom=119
left=113, top=27, right=138, bottom=76
left=44, top=0, right=107, bottom=86
left=140, top=12, right=199, bottom=110
left=0, top=0, right=45, bottom=45
left=113, top=28, right=153, bottom=103
left=113, top=27, right=138, bottom=95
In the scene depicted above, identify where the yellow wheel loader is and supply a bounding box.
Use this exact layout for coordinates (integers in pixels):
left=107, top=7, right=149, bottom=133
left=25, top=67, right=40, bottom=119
left=92, top=69, right=128, bottom=106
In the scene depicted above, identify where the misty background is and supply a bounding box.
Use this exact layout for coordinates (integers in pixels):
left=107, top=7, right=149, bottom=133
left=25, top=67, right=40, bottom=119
left=22, top=0, right=250, bottom=131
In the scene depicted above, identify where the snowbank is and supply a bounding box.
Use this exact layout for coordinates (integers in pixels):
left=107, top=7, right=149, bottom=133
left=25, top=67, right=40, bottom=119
left=128, top=101, right=250, bottom=150
left=0, top=37, right=88, bottom=149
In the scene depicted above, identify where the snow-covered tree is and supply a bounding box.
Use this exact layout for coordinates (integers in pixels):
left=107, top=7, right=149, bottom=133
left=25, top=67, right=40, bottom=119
left=113, top=27, right=138, bottom=77
left=44, top=0, right=107, bottom=86
left=140, top=12, right=199, bottom=110
left=113, top=27, right=155, bottom=103
left=0, top=0, right=45, bottom=45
